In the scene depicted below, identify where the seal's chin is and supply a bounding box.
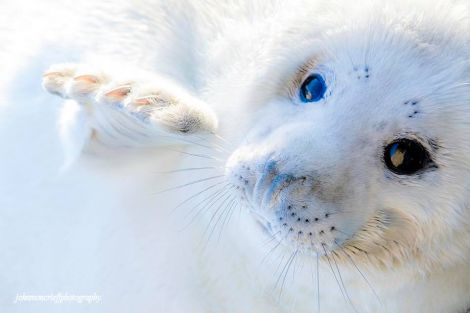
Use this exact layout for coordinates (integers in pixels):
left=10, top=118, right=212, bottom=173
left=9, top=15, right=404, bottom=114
left=247, top=203, right=346, bottom=255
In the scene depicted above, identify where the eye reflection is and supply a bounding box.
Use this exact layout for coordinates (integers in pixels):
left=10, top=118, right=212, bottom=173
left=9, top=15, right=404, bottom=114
left=384, top=139, right=430, bottom=175
left=299, top=73, right=327, bottom=103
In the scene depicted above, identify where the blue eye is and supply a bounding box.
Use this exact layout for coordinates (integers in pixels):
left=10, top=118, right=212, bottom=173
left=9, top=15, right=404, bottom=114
left=299, top=73, right=327, bottom=103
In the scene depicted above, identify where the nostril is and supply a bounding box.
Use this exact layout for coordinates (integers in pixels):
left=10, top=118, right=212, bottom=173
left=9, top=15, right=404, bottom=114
left=259, top=173, right=294, bottom=207
left=253, top=160, right=278, bottom=204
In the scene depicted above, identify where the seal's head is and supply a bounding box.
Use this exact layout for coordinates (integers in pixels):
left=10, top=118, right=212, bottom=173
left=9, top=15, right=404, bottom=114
left=219, top=0, right=470, bottom=271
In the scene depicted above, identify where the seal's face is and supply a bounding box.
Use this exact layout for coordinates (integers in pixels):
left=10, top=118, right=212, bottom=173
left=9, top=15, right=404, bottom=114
left=219, top=3, right=470, bottom=270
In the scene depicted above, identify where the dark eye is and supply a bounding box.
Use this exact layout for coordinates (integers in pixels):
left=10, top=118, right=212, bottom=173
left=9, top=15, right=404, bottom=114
left=299, top=73, right=327, bottom=103
left=384, top=139, right=430, bottom=175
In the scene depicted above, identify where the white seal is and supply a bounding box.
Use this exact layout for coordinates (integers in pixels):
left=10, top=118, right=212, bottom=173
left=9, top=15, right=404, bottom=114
left=0, top=0, right=469, bottom=312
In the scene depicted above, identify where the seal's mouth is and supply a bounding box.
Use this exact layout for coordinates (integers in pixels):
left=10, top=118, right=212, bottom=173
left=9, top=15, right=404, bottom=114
left=228, top=167, right=345, bottom=254
left=226, top=154, right=365, bottom=256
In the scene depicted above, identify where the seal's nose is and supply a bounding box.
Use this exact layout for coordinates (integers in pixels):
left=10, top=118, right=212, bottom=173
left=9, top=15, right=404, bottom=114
left=261, top=173, right=295, bottom=208
left=253, top=160, right=277, bottom=204
left=252, top=159, right=297, bottom=207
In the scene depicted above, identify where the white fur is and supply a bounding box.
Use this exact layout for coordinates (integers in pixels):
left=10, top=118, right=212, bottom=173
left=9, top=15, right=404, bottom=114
left=0, top=0, right=469, bottom=312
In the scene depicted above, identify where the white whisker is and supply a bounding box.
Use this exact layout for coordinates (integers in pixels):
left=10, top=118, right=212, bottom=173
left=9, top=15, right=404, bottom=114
left=174, top=181, right=229, bottom=218
left=156, top=166, right=222, bottom=174
left=155, top=175, right=225, bottom=194
left=183, top=185, right=233, bottom=230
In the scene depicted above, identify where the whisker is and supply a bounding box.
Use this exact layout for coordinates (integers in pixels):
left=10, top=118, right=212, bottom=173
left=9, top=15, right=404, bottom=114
left=273, top=254, right=287, bottom=286
left=326, top=210, right=356, bottom=216
left=335, top=240, right=385, bottom=311
left=202, top=197, right=238, bottom=249
left=210, top=132, right=235, bottom=149
left=335, top=229, right=354, bottom=238
left=213, top=198, right=235, bottom=239
left=259, top=232, right=289, bottom=267
left=166, top=147, right=224, bottom=162
left=203, top=193, right=234, bottom=242
left=274, top=252, right=293, bottom=291
left=316, top=253, right=320, bottom=313
left=156, top=166, right=222, bottom=174
left=260, top=240, right=283, bottom=266
left=155, top=175, right=225, bottom=194
left=278, top=249, right=299, bottom=299
left=173, top=181, right=229, bottom=215
left=160, top=134, right=228, bottom=154
left=331, top=251, right=359, bottom=313
left=321, top=244, right=349, bottom=307
left=183, top=186, right=233, bottom=229
left=308, top=236, right=321, bottom=313
left=262, top=231, right=281, bottom=246
left=216, top=198, right=238, bottom=241
left=291, top=248, right=301, bottom=281
left=226, top=199, right=240, bottom=225
left=190, top=132, right=234, bottom=153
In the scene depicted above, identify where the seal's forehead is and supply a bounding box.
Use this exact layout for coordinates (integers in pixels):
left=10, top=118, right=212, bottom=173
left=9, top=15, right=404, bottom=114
left=275, top=0, right=470, bottom=64
left=205, top=0, right=469, bottom=112
left=284, top=9, right=470, bottom=96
